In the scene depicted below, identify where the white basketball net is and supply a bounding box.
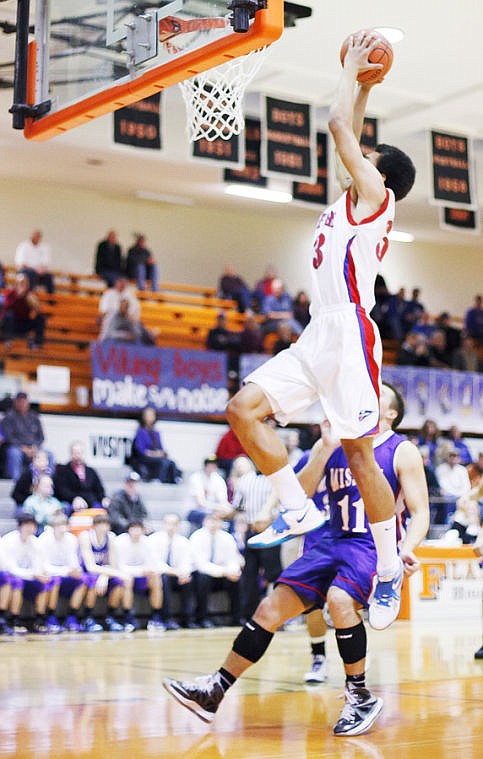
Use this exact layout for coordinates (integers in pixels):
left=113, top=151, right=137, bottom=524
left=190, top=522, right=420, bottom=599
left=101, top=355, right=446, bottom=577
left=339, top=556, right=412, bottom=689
left=179, top=47, right=268, bottom=142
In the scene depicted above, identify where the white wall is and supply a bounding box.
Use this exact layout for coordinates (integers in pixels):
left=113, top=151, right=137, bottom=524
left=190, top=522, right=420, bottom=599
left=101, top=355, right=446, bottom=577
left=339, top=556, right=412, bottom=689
left=0, top=177, right=481, bottom=319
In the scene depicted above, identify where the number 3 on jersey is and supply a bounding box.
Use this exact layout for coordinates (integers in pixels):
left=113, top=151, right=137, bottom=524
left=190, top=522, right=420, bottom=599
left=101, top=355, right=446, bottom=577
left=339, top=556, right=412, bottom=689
left=313, top=233, right=325, bottom=269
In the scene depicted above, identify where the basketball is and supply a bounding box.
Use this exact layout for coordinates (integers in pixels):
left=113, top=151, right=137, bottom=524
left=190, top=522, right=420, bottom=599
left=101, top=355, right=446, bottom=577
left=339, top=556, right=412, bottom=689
left=340, top=30, right=393, bottom=83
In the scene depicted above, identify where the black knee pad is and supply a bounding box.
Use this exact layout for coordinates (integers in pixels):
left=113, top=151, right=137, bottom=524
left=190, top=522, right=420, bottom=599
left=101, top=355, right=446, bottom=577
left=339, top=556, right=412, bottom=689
left=232, top=619, right=274, bottom=663
left=335, top=622, right=367, bottom=665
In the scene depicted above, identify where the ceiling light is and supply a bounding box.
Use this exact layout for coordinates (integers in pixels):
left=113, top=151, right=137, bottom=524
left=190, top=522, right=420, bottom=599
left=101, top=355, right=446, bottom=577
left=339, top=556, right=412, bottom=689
left=225, top=185, right=293, bottom=204
left=135, top=191, right=193, bottom=206
left=374, top=27, right=405, bottom=44
left=388, top=229, right=414, bottom=243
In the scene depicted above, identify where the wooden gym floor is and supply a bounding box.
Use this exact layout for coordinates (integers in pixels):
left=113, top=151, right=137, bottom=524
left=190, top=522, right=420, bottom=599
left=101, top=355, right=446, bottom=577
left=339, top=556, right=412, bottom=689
left=0, top=616, right=481, bottom=759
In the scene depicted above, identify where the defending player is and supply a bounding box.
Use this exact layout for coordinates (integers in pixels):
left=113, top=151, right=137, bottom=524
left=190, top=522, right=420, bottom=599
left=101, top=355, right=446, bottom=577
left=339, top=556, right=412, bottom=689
left=225, top=32, right=416, bottom=630
left=163, top=384, right=429, bottom=736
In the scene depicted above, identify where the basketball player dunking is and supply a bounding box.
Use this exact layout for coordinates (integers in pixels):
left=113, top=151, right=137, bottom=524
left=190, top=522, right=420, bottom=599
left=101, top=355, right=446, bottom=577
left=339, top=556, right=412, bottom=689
left=224, top=32, right=416, bottom=631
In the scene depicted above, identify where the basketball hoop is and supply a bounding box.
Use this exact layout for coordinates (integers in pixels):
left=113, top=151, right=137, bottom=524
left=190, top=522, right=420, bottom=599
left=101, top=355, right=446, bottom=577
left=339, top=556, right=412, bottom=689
left=179, top=46, right=269, bottom=142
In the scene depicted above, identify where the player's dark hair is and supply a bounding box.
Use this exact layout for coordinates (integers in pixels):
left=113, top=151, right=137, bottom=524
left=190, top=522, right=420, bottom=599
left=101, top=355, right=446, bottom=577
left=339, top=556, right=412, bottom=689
left=382, top=381, right=405, bottom=429
left=376, top=143, right=416, bottom=201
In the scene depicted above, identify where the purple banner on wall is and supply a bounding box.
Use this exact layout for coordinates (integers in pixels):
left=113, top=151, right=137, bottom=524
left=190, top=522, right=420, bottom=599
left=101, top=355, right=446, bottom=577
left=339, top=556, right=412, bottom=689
left=90, top=343, right=229, bottom=414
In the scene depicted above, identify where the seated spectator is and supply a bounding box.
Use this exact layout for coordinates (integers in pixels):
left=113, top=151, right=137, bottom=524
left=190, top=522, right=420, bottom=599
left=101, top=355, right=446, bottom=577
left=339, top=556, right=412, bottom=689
left=261, top=278, right=302, bottom=337
left=401, top=287, right=426, bottom=334
left=108, top=472, right=149, bottom=535
left=1, top=513, right=54, bottom=634
left=418, top=445, right=441, bottom=498
left=434, top=311, right=461, bottom=355
left=15, top=229, right=55, bottom=294
left=99, top=298, right=155, bottom=345
left=206, top=312, right=238, bottom=353
left=226, top=455, right=254, bottom=503
left=218, top=264, right=251, bottom=313
left=126, top=234, right=159, bottom=292
left=452, top=335, right=482, bottom=372
left=286, top=429, right=303, bottom=467
left=116, top=520, right=163, bottom=631
left=187, top=455, right=233, bottom=531
left=23, top=475, right=65, bottom=532
left=2, top=392, right=53, bottom=481
left=418, top=419, right=442, bottom=466
left=412, top=311, right=436, bottom=339
left=215, top=427, right=247, bottom=480
left=396, top=331, right=431, bottom=366
left=447, top=425, right=473, bottom=466
left=149, top=514, right=195, bottom=630
left=53, top=441, right=108, bottom=513
left=237, top=311, right=264, bottom=354
left=464, top=294, right=483, bottom=345
left=435, top=446, right=471, bottom=524
left=271, top=320, right=293, bottom=355
left=78, top=513, right=126, bottom=632
left=448, top=491, right=481, bottom=544
left=95, top=230, right=123, bottom=287
left=467, top=451, right=483, bottom=489
left=11, top=449, right=54, bottom=508
left=293, top=290, right=311, bottom=330
left=427, top=329, right=452, bottom=368
left=130, top=406, right=182, bottom=484
left=253, top=264, right=277, bottom=304
left=38, top=511, right=96, bottom=632
left=189, top=513, right=244, bottom=627
left=98, top=275, right=140, bottom=321
left=1, top=273, right=46, bottom=349
left=386, top=287, right=408, bottom=340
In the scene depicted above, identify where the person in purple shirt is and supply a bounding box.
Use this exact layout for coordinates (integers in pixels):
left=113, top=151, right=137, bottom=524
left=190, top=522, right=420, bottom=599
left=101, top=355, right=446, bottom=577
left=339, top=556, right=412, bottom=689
left=130, top=406, right=182, bottom=484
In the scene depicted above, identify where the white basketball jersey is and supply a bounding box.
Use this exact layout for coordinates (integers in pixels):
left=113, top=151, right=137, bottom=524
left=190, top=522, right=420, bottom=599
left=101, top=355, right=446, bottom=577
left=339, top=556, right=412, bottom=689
left=309, top=189, right=395, bottom=314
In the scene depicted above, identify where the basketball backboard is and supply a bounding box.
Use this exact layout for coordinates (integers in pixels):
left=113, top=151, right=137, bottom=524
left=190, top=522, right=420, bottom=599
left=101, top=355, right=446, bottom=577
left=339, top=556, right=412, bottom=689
left=18, top=1, right=284, bottom=140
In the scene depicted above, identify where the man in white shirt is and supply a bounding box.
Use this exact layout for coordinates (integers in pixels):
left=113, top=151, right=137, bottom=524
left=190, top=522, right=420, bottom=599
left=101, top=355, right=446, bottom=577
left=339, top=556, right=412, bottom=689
left=1, top=513, right=55, bottom=634
left=98, top=275, right=140, bottom=321
left=189, top=514, right=244, bottom=627
left=435, top=446, right=472, bottom=523
left=149, top=514, right=195, bottom=629
left=187, top=456, right=233, bottom=531
left=116, top=520, right=163, bottom=631
left=15, top=229, right=55, bottom=294
left=38, top=511, right=97, bottom=633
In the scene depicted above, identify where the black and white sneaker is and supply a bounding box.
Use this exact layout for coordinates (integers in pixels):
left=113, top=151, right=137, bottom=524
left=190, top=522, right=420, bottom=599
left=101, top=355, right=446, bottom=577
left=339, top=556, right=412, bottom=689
left=163, top=674, right=225, bottom=723
left=304, top=655, right=327, bottom=684
left=333, top=687, right=383, bottom=736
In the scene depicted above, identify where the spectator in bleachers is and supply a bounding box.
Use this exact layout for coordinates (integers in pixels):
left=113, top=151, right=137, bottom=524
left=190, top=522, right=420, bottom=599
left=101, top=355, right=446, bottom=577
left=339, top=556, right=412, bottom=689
left=253, top=264, right=277, bottom=303
left=15, top=229, right=55, bottom=294
left=11, top=449, right=53, bottom=508
left=115, top=519, right=163, bottom=631
left=427, top=329, right=452, bottom=368
left=271, top=320, right=293, bottom=355
left=386, top=286, right=407, bottom=340
left=293, top=290, right=311, bottom=330
left=226, top=455, right=254, bottom=503
left=418, top=419, right=442, bottom=465
left=130, top=406, right=182, bottom=484
left=218, top=264, right=251, bottom=313
left=236, top=311, right=264, bottom=354
left=94, top=230, right=123, bottom=287
left=108, top=472, right=149, bottom=535
left=150, top=514, right=195, bottom=630
left=98, top=274, right=140, bottom=321
left=215, top=427, right=247, bottom=480
left=418, top=445, right=442, bottom=499
left=2, top=392, right=53, bottom=481
left=435, top=445, right=471, bottom=523
left=190, top=513, right=244, bottom=627
left=1, top=273, right=46, bottom=349
left=23, top=475, right=65, bottom=532
left=412, top=311, right=436, bottom=339
left=53, top=441, right=108, bottom=513
left=371, top=274, right=392, bottom=338
left=452, top=335, right=482, bottom=372
left=38, top=511, right=96, bottom=633
left=206, top=312, right=238, bottom=353
left=396, top=331, right=431, bottom=366
left=261, top=278, right=302, bottom=337
left=401, top=287, right=426, bottom=335
left=187, top=455, right=233, bottom=531
left=1, top=513, right=54, bottom=634
left=467, top=451, right=483, bottom=489
left=78, top=512, right=126, bottom=632
left=447, top=491, right=481, bottom=545
left=126, top=234, right=159, bottom=292
left=464, top=294, right=483, bottom=345
left=434, top=311, right=461, bottom=355
left=286, top=429, right=304, bottom=468
left=99, top=297, right=155, bottom=345
left=447, top=425, right=473, bottom=466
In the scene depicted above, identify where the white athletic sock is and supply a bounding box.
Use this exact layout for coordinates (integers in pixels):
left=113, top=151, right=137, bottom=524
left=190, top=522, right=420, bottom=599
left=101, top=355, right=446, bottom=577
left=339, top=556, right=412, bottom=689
left=368, top=516, right=399, bottom=577
left=267, top=464, right=308, bottom=511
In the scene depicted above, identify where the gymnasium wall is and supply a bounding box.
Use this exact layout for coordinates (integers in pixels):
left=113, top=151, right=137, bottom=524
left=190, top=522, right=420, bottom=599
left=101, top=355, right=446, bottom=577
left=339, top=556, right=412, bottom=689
left=0, top=176, right=480, bottom=319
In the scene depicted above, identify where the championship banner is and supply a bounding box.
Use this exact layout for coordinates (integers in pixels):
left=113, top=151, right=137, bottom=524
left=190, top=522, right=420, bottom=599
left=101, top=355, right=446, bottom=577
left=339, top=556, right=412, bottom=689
left=224, top=117, right=267, bottom=186
left=292, top=132, right=328, bottom=206
left=90, top=343, right=229, bottom=415
left=360, top=117, right=378, bottom=154
left=192, top=133, right=243, bottom=168
left=261, top=96, right=316, bottom=182
left=440, top=206, right=480, bottom=234
left=113, top=93, right=162, bottom=150
left=429, top=130, right=475, bottom=208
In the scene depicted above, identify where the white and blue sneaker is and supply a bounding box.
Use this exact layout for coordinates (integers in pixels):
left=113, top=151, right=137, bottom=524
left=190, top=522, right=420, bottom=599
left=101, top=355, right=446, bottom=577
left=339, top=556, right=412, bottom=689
left=368, top=558, right=404, bottom=630
left=247, top=500, right=325, bottom=549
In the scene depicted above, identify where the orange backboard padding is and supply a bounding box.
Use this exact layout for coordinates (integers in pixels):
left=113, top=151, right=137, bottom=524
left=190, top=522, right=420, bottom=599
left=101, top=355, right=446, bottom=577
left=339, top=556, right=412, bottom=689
left=24, top=4, right=284, bottom=141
